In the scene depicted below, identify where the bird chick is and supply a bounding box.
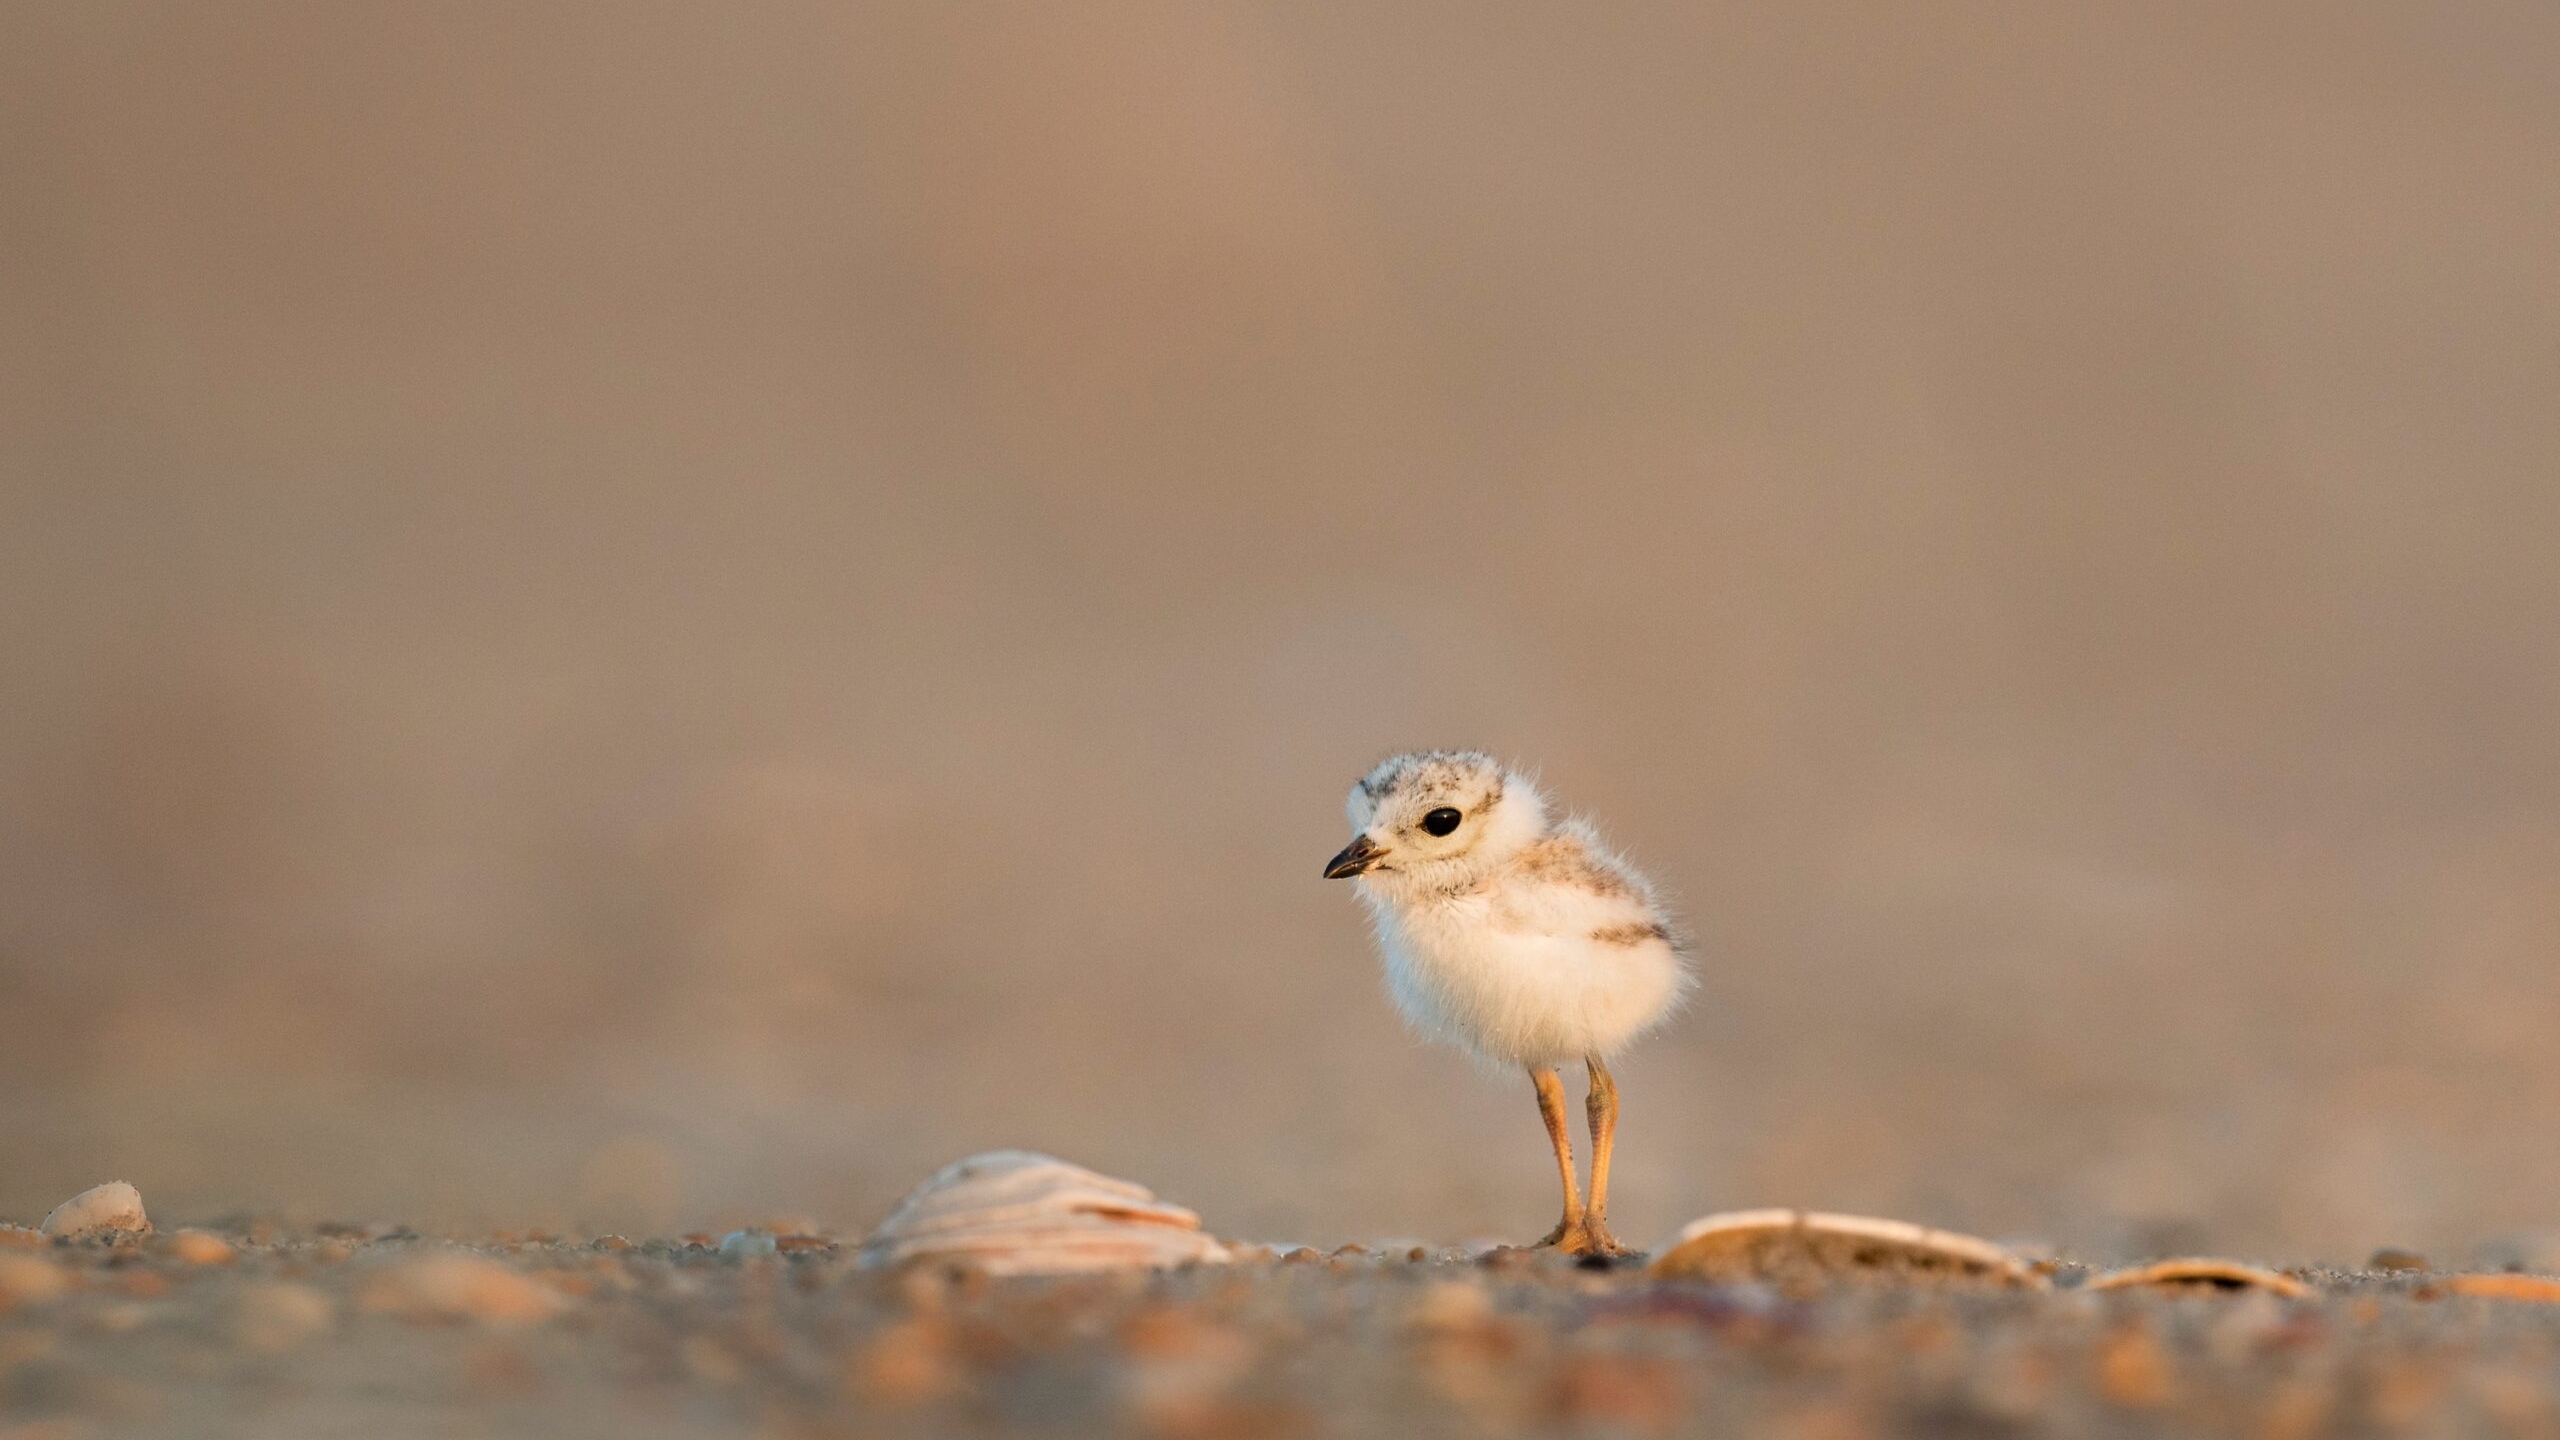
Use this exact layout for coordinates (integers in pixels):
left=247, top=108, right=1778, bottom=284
left=1324, top=750, right=1693, bottom=1257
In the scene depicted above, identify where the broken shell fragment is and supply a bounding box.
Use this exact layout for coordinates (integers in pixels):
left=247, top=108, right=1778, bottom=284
left=1648, top=1209, right=2046, bottom=1288
left=2423, top=1274, right=2560, bottom=1304
left=2087, top=1259, right=2311, bottom=1298
left=41, top=1181, right=150, bottom=1239
left=858, top=1151, right=1230, bottom=1277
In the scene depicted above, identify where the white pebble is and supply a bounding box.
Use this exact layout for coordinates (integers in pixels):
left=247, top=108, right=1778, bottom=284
left=719, top=1230, right=778, bottom=1258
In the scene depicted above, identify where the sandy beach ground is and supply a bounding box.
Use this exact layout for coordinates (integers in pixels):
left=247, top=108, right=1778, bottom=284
left=7, top=1216, right=2560, bottom=1440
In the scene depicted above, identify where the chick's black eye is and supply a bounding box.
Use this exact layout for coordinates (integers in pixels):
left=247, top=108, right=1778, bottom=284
left=1421, top=807, right=1463, bottom=837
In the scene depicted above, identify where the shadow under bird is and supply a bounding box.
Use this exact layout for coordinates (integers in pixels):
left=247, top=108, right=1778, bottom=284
left=1324, top=751, right=1694, bottom=1256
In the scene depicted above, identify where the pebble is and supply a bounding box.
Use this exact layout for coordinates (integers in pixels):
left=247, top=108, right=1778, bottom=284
left=88, top=1300, right=155, bottom=1334
left=41, top=1181, right=151, bottom=1238
left=2094, top=1323, right=2176, bottom=1408
left=117, top=1270, right=172, bottom=1299
left=233, top=1281, right=335, bottom=1352
left=847, top=1315, right=958, bottom=1406
left=719, top=1229, right=779, bottom=1258
left=0, top=1251, right=73, bottom=1306
left=1549, top=1353, right=1685, bottom=1433
left=357, top=1251, right=569, bottom=1326
left=2369, top=1248, right=2429, bottom=1273
left=162, top=1230, right=238, bottom=1266
left=1406, top=1280, right=1494, bottom=1331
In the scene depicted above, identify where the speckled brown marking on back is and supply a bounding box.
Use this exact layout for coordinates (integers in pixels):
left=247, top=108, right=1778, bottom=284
left=1590, top=922, right=1670, bottom=947
left=1510, top=835, right=1637, bottom=900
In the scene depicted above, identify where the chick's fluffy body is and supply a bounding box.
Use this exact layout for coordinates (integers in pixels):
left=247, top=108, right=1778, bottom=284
left=1343, top=752, right=1693, bottom=1067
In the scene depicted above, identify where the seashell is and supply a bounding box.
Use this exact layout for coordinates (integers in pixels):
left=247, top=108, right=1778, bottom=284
left=1648, top=1209, right=2046, bottom=1288
left=2421, top=1273, right=2560, bottom=1304
left=42, top=1181, right=150, bottom=1238
left=2086, top=1259, right=2310, bottom=1298
left=858, top=1151, right=1230, bottom=1277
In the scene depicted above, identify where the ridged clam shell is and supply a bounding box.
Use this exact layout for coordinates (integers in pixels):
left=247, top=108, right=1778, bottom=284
left=1649, top=1208, right=2047, bottom=1288
left=858, top=1151, right=1230, bottom=1276
left=2086, top=1258, right=2310, bottom=1297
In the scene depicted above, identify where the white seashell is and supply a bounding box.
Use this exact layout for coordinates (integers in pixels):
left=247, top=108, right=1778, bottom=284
left=41, top=1181, right=150, bottom=1238
left=1649, top=1208, right=2047, bottom=1288
left=859, top=1151, right=1230, bottom=1277
left=2086, top=1258, right=2309, bottom=1298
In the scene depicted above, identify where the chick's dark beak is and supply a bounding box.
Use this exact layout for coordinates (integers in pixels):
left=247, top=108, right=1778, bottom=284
left=1323, top=833, right=1385, bottom=879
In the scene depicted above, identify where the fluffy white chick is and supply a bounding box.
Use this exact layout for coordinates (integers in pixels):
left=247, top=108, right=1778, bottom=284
left=1325, top=750, right=1693, bottom=1256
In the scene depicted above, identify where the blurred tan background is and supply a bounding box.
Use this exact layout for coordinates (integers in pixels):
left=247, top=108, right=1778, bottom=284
left=4, top=1, right=2557, bottom=1263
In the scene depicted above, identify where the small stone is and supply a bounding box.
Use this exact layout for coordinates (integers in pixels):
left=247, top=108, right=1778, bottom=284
left=718, top=1230, right=779, bottom=1258
left=680, top=1334, right=745, bottom=1386
left=1407, top=1280, right=1493, bottom=1331
left=2369, top=1248, right=2428, bottom=1273
left=0, top=1251, right=73, bottom=1306
left=116, top=1270, right=172, bottom=1299
left=2095, top=1324, right=2177, bottom=1408
left=847, top=1316, right=957, bottom=1407
left=1548, top=1353, right=1684, bottom=1434
left=89, top=1301, right=154, bottom=1333
left=233, top=1281, right=335, bottom=1351
left=358, top=1251, right=568, bottom=1326
left=529, top=1269, right=593, bottom=1298
left=464, top=1340, right=546, bottom=1398
left=162, top=1230, right=237, bottom=1266
left=1119, top=1308, right=1252, bottom=1434
left=0, top=1328, right=57, bottom=1370
left=41, top=1181, right=150, bottom=1238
